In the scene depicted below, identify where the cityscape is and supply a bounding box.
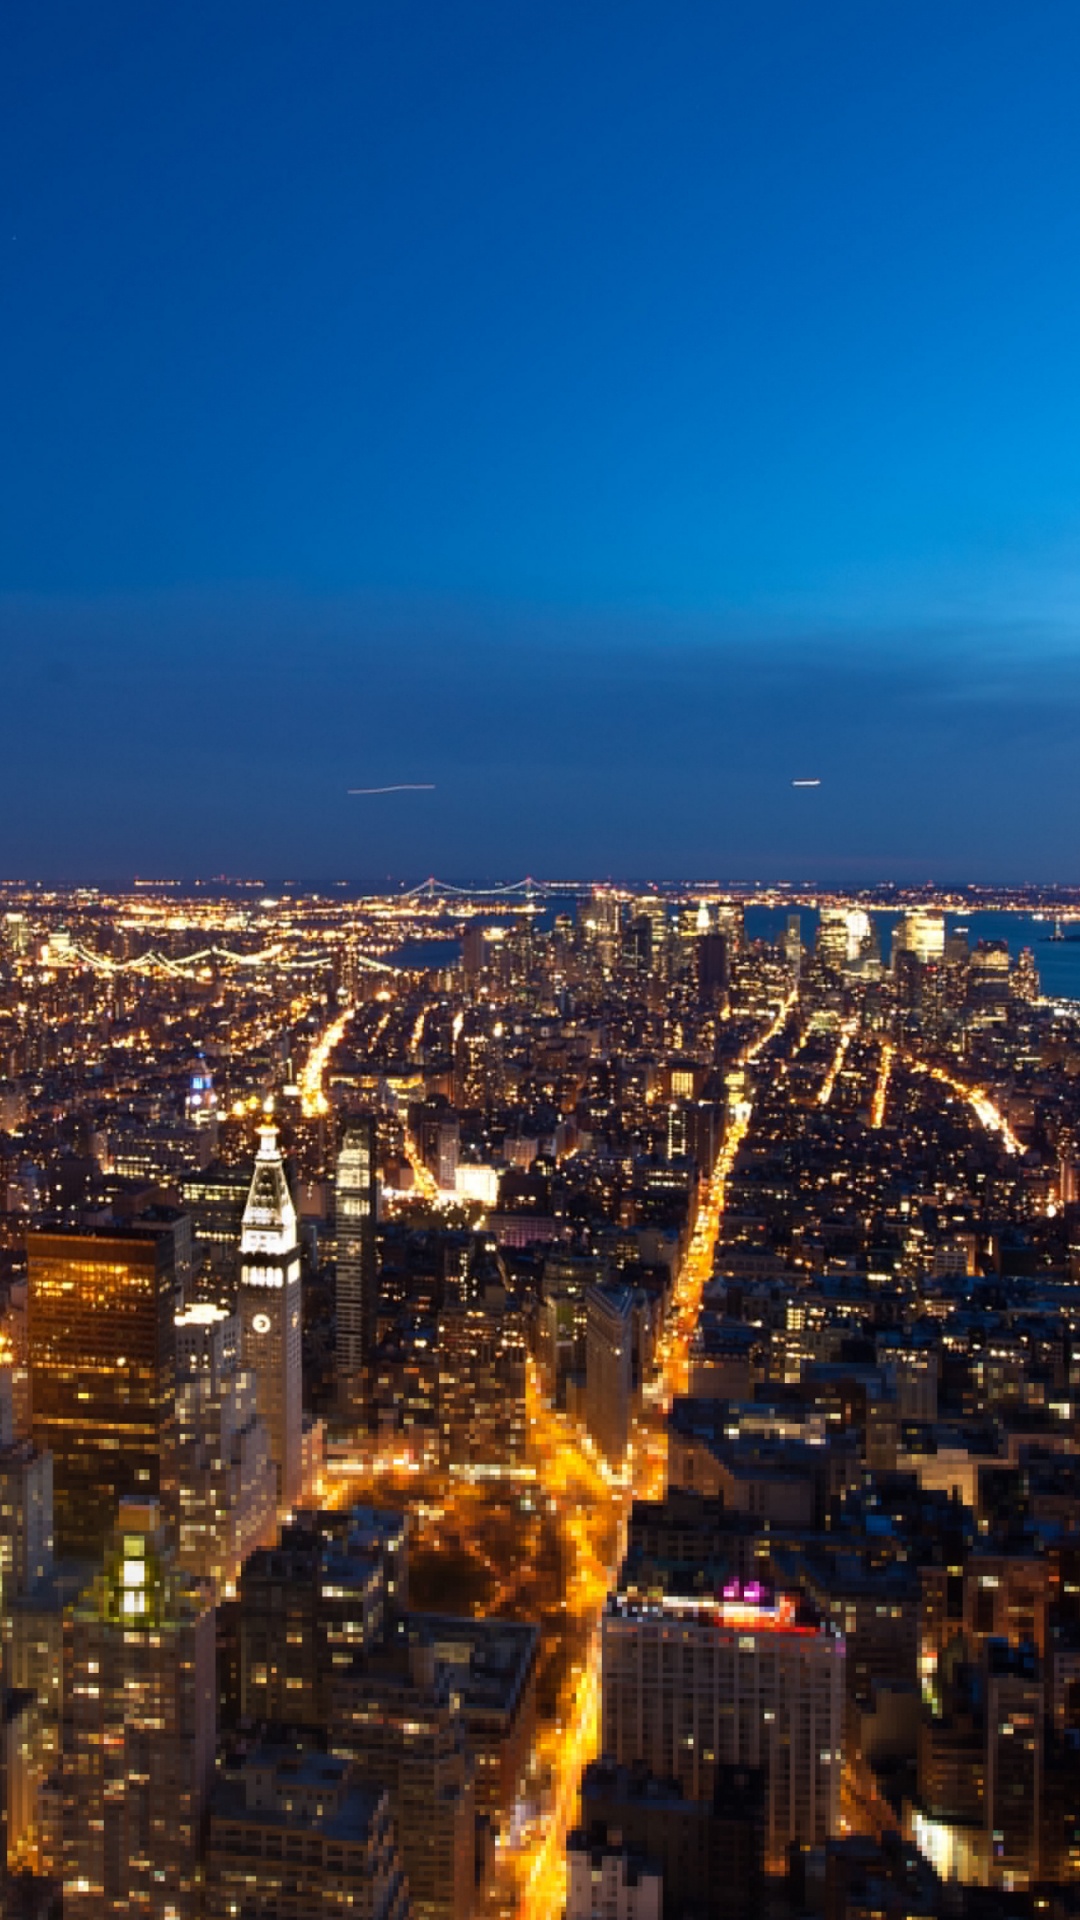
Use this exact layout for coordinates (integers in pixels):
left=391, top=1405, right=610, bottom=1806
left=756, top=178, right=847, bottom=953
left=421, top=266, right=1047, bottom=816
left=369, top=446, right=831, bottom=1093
left=8, top=2, right=1080, bottom=1915
left=0, top=879, right=1079, bottom=1915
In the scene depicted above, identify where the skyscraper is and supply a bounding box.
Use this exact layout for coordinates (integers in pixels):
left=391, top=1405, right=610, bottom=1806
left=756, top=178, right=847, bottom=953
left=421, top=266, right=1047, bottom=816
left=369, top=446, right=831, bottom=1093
left=62, top=1497, right=215, bottom=1919
left=585, top=1283, right=634, bottom=1468
left=437, top=1296, right=528, bottom=1472
left=335, top=1114, right=379, bottom=1412
left=695, top=932, right=729, bottom=1011
left=27, top=1222, right=181, bottom=1557
left=173, top=1301, right=277, bottom=1599
left=239, top=1122, right=302, bottom=1513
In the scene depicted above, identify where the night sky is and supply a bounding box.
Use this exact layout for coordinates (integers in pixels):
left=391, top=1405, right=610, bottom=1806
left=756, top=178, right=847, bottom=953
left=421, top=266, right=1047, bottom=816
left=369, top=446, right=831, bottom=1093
left=4, top=2, right=1080, bottom=885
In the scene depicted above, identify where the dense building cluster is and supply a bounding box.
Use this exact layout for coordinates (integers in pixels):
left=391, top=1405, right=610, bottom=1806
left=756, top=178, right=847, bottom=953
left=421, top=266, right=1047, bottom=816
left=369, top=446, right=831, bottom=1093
left=1, top=880, right=1080, bottom=1916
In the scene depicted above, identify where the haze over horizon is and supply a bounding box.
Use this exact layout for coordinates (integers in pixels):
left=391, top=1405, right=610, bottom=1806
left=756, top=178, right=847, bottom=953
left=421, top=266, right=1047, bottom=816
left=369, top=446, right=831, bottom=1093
left=4, top=1, right=1080, bottom=882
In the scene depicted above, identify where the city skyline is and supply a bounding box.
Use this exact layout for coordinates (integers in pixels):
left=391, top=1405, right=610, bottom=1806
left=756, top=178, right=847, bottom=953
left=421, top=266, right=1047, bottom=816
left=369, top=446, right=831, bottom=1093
left=0, top=877, right=1074, bottom=1913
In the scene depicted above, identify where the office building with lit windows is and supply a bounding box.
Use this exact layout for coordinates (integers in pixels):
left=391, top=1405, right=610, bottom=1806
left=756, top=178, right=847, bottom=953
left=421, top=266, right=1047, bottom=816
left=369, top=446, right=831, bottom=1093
left=0, top=1372, right=52, bottom=1610
left=234, top=1505, right=406, bottom=1727
left=173, top=1301, right=277, bottom=1599
left=26, top=1221, right=182, bottom=1556
left=329, top=1644, right=475, bottom=1920
left=62, top=1498, right=215, bottom=1919
left=601, top=1583, right=845, bottom=1869
left=334, top=1115, right=379, bottom=1410
left=436, top=1296, right=528, bottom=1473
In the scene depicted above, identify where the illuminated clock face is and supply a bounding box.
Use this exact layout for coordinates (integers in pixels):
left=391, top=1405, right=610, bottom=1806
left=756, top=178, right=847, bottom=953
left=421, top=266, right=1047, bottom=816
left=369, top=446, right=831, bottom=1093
left=251, top=1311, right=272, bottom=1335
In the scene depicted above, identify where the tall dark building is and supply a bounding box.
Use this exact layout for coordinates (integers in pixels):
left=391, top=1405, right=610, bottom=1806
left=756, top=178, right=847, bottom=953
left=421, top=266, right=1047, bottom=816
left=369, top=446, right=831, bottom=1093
left=696, top=931, right=729, bottom=1010
left=585, top=1282, right=633, bottom=1467
left=26, top=1220, right=182, bottom=1557
left=335, top=1114, right=379, bottom=1409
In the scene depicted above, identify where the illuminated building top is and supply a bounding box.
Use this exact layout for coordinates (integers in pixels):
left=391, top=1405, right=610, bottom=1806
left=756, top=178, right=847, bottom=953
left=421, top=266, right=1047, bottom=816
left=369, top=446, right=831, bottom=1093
left=240, top=1122, right=298, bottom=1257
left=609, top=1578, right=834, bottom=1640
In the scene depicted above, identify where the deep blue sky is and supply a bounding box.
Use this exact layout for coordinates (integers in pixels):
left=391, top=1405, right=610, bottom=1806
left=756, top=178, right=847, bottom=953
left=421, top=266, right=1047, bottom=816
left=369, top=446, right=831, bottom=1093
left=4, top=1, right=1080, bottom=884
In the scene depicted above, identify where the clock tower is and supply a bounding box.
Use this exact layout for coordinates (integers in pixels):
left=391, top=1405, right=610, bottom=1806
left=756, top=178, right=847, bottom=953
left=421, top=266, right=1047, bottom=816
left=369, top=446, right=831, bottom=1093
left=239, top=1120, right=302, bottom=1511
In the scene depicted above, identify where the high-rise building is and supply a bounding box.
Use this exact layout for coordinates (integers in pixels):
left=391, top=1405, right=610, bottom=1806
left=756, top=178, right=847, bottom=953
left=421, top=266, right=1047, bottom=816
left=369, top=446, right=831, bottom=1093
left=335, top=1115, right=379, bottom=1410
left=581, top=889, right=621, bottom=971
left=0, top=1377, right=55, bottom=1878
left=695, top=933, right=728, bottom=1011
left=0, top=1370, right=51, bottom=1611
left=601, top=1583, right=845, bottom=1869
left=239, top=1122, right=302, bottom=1512
left=437, top=1296, right=528, bottom=1472
left=173, top=1302, right=277, bottom=1599
left=784, top=913, right=802, bottom=978
left=816, top=907, right=850, bottom=972
left=229, top=1504, right=473, bottom=1920
left=180, top=1161, right=253, bottom=1278
left=62, top=1497, right=215, bottom=1919
left=893, top=909, right=945, bottom=965
left=27, top=1222, right=182, bottom=1557
left=714, top=902, right=745, bottom=956
left=0, top=1447, right=52, bottom=1624
left=985, top=1639, right=1042, bottom=1888
left=330, top=1644, right=476, bottom=1920
left=817, top=908, right=874, bottom=974
left=1014, top=946, right=1040, bottom=1003
left=585, top=1283, right=634, bottom=1468
left=461, top=925, right=487, bottom=981
left=234, top=1506, right=406, bottom=1728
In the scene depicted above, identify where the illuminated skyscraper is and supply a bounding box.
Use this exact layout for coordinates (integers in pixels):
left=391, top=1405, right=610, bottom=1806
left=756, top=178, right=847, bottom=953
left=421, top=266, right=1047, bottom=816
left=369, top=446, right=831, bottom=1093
left=173, top=1302, right=277, bottom=1599
left=784, top=913, right=802, bottom=978
left=239, top=1123, right=302, bottom=1512
left=26, top=1222, right=181, bottom=1557
left=893, top=909, right=945, bottom=964
left=62, top=1497, right=215, bottom=1919
left=816, top=907, right=850, bottom=971
left=335, top=1115, right=379, bottom=1411
left=1014, top=946, right=1040, bottom=1003
left=818, top=908, right=874, bottom=974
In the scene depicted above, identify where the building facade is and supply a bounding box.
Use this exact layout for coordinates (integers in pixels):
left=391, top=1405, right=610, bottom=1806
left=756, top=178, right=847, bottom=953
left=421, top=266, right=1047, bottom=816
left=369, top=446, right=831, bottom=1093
left=335, top=1115, right=379, bottom=1410
left=239, top=1122, right=303, bottom=1511
left=27, top=1223, right=181, bottom=1556
left=601, top=1586, right=845, bottom=1869
left=62, top=1498, right=215, bottom=1919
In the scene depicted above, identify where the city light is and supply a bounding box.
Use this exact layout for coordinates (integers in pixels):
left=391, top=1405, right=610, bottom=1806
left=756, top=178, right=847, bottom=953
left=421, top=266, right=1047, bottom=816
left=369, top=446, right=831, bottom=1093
left=0, top=878, right=1064, bottom=1915
left=870, top=1041, right=894, bottom=1128
left=298, top=1006, right=356, bottom=1117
